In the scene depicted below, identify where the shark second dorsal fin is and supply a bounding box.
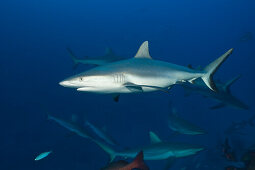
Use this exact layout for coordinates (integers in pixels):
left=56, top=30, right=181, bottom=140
left=223, top=75, right=241, bottom=93
left=149, top=131, right=162, bottom=144
left=134, top=41, right=152, bottom=59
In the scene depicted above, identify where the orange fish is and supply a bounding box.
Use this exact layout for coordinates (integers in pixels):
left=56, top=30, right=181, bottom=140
left=101, top=151, right=149, bottom=170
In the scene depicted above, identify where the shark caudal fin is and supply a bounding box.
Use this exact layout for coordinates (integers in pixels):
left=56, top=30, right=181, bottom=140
left=66, top=47, right=80, bottom=69
left=91, top=138, right=117, bottom=162
left=223, top=75, right=241, bottom=93
left=202, top=48, right=233, bottom=92
left=130, top=151, right=149, bottom=170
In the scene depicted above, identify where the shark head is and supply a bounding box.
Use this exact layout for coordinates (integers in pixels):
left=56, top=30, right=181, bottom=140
left=59, top=69, right=121, bottom=93
left=173, top=144, right=204, bottom=157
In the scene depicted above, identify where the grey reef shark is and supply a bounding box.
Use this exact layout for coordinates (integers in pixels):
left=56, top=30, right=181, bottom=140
left=60, top=41, right=233, bottom=101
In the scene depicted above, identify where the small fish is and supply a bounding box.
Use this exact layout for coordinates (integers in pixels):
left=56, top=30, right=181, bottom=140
left=35, top=151, right=52, bottom=161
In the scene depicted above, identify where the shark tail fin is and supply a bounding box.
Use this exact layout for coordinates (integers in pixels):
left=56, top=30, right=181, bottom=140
left=130, top=151, right=149, bottom=170
left=223, top=75, right=241, bottom=93
left=66, top=47, right=79, bottom=69
left=201, top=48, right=233, bottom=92
left=91, top=138, right=116, bottom=162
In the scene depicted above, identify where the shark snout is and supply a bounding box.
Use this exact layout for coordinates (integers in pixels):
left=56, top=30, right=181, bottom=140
left=59, top=80, right=69, bottom=87
left=59, top=79, right=78, bottom=88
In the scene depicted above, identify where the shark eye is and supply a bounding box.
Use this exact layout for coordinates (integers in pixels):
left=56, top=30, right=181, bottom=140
left=79, top=77, right=83, bottom=81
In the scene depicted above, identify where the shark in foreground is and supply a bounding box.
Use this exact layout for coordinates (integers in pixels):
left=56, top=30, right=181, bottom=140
left=181, top=75, right=249, bottom=110
left=67, top=47, right=123, bottom=69
left=92, top=131, right=204, bottom=162
left=60, top=41, right=233, bottom=94
left=101, top=151, right=149, bottom=170
left=168, top=107, right=206, bottom=135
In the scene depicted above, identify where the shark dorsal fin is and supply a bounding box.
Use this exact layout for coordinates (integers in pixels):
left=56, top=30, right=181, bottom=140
left=134, top=41, right=152, bottom=59
left=149, top=131, right=162, bottom=144
left=223, top=75, right=241, bottom=92
left=105, top=47, right=114, bottom=56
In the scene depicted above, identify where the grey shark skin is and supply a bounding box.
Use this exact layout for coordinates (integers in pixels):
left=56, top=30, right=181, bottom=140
left=92, top=132, right=203, bottom=162
left=168, top=109, right=206, bottom=135
left=67, top=47, right=123, bottom=68
left=48, top=114, right=92, bottom=139
left=60, top=41, right=233, bottom=94
left=181, top=75, right=249, bottom=110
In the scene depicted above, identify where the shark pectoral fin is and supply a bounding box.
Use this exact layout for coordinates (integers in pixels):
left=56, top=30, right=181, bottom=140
left=124, top=84, right=143, bottom=93
left=149, top=131, right=162, bottom=144
left=124, top=82, right=169, bottom=93
left=210, top=103, right=226, bottom=110
left=164, top=157, right=176, bottom=170
left=112, top=94, right=120, bottom=102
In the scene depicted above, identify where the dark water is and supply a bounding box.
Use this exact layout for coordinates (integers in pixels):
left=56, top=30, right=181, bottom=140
left=0, top=0, right=254, bottom=169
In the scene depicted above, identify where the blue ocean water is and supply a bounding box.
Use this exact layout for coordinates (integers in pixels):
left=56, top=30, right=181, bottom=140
left=0, top=0, right=254, bottom=169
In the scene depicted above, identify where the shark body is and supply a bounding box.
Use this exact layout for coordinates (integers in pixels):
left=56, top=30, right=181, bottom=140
left=48, top=114, right=92, bottom=139
left=60, top=41, right=233, bottom=94
left=85, top=120, right=118, bottom=146
left=168, top=109, right=206, bottom=135
left=181, top=75, right=249, bottom=110
left=47, top=115, right=203, bottom=163
left=93, top=132, right=203, bottom=162
left=67, top=47, right=123, bottom=68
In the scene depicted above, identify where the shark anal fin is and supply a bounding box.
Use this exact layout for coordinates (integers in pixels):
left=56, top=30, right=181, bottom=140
left=210, top=103, right=226, bottom=110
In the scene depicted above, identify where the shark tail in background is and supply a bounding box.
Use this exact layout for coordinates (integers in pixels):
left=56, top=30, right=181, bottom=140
left=223, top=75, right=241, bottom=93
left=90, top=138, right=117, bottom=162
left=66, top=47, right=80, bottom=69
left=201, top=48, right=233, bottom=92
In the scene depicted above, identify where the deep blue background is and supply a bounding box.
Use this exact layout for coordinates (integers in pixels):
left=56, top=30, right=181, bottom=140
left=0, top=0, right=254, bottom=169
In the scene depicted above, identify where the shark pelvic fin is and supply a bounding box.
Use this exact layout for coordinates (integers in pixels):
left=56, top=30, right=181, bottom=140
left=149, top=131, right=162, bottom=144
left=223, top=75, right=241, bottom=93
left=202, top=48, right=233, bottom=92
left=134, top=41, right=152, bottom=59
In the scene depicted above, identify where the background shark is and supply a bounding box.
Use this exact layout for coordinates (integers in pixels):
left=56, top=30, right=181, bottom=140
left=167, top=106, right=206, bottom=135
left=85, top=120, right=118, bottom=146
left=92, top=131, right=204, bottom=162
left=60, top=41, right=233, bottom=94
left=224, top=114, right=255, bottom=135
left=181, top=75, right=249, bottom=110
left=67, top=47, right=124, bottom=69
left=48, top=114, right=92, bottom=139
